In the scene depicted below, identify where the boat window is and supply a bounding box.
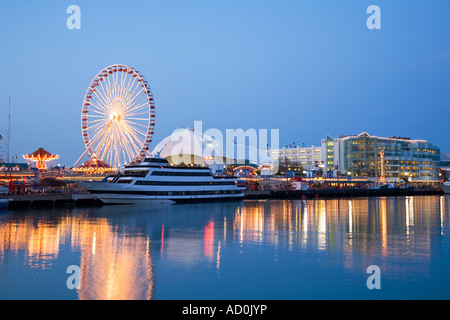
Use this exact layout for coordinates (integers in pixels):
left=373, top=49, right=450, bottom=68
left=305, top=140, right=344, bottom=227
left=116, top=179, right=133, bottom=184
left=151, top=171, right=211, bottom=176
left=143, top=158, right=169, bottom=164
left=123, top=170, right=148, bottom=177
left=135, top=180, right=235, bottom=186
left=90, top=190, right=242, bottom=195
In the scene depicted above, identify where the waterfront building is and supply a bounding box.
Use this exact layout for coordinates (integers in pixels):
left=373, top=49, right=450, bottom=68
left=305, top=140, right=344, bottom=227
left=441, top=151, right=450, bottom=182
left=337, top=132, right=440, bottom=183
left=269, top=133, right=440, bottom=183
left=0, top=162, right=35, bottom=194
left=270, top=144, right=323, bottom=172
left=320, top=135, right=340, bottom=178
left=0, top=162, right=34, bottom=181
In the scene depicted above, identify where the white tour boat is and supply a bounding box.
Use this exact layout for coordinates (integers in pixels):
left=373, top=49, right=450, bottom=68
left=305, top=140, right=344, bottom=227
left=440, top=181, right=450, bottom=194
left=78, top=157, right=244, bottom=204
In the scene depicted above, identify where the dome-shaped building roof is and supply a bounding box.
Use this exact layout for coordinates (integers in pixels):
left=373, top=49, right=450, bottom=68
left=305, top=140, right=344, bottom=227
left=151, top=126, right=277, bottom=168
left=151, top=127, right=224, bottom=165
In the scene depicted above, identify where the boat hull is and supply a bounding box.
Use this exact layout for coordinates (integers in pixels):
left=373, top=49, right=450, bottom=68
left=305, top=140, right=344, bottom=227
left=440, top=184, right=450, bottom=194
left=78, top=181, right=245, bottom=205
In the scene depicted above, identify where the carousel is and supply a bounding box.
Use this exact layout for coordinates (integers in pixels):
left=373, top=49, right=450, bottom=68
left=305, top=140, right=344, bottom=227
left=72, top=156, right=116, bottom=174
left=23, top=147, right=59, bottom=171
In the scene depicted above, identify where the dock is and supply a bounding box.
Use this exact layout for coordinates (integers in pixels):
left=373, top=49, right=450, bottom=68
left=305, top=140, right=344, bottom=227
left=244, top=188, right=442, bottom=200
left=0, top=188, right=443, bottom=209
left=0, top=193, right=101, bottom=209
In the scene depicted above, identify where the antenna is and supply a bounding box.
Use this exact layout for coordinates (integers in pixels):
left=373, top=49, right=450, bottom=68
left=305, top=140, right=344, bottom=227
left=8, top=96, right=10, bottom=163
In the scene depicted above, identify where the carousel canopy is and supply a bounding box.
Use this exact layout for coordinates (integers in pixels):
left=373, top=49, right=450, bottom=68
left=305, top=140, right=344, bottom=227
left=23, top=148, right=59, bottom=170
left=73, top=156, right=115, bottom=172
left=23, top=147, right=59, bottom=161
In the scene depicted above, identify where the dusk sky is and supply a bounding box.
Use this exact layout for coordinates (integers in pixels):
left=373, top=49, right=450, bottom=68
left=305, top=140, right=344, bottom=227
left=1, top=0, right=449, bottom=166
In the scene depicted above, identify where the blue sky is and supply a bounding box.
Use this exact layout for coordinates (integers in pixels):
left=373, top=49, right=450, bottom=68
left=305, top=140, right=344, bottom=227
left=1, top=0, right=449, bottom=166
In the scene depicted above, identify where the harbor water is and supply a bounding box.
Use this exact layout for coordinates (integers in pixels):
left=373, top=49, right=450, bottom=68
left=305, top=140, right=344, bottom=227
left=1, top=195, right=450, bottom=300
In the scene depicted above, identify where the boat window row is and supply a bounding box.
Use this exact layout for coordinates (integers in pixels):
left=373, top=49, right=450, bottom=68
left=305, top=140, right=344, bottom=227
left=134, top=180, right=236, bottom=186
left=91, top=189, right=242, bottom=195
left=151, top=171, right=212, bottom=176
left=122, top=170, right=149, bottom=177
left=142, top=158, right=170, bottom=164
left=116, top=179, right=133, bottom=184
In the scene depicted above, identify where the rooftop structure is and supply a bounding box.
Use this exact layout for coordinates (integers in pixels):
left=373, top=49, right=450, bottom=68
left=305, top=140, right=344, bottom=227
left=73, top=156, right=115, bottom=173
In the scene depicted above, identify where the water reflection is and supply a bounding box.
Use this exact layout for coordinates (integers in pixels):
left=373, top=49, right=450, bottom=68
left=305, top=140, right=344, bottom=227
left=0, top=210, right=153, bottom=299
left=0, top=196, right=449, bottom=299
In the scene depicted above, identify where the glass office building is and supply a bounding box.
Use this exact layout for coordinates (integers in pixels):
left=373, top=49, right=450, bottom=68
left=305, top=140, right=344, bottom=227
left=338, top=132, right=440, bottom=183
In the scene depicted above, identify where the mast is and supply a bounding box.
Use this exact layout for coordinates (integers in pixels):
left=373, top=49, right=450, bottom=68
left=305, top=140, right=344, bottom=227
left=8, top=96, right=10, bottom=162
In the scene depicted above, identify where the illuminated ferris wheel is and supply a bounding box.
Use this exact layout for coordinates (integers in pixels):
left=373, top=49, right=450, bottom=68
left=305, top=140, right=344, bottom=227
left=75, top=64, right=155, bottom=168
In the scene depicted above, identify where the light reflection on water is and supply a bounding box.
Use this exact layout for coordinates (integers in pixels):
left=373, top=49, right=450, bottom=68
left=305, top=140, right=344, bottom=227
left=0, top=195, right=449, bottom=299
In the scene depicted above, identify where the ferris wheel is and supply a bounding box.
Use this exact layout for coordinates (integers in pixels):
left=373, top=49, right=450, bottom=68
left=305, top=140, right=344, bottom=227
left=74, top=64, right=155, bottom=168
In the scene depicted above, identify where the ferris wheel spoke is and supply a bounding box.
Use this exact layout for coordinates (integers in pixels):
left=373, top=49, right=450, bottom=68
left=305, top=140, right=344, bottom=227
left=111, top=70, right=122, bottom=104
left=122, top=92, right=146, bottom=115
left=86, top=119, right=109, bottom=127
left=104, top=74, right=114, bottom=106
left=92, top=90, right=112, bottom=114
left=118, top=71, right=130, bottom=104
left=122, top=87, right=144, bottom=112
left=124, top=103, right=150, bottom=117
left=86, top=113, right=108, bottom=119
left=123, top=75, right=144, bottom=105
left=87, top=120, right=110, bottom=133
left=126, top=96, right=150, bottom=113
left=89, top=101, right=110, bottom=116
left=89, top=122, right=111, bottom=149
left=97, top=81, right=114, bottom=111
left=122, top=73, right=136, bottom=103
left=117, top=133, right=139, bottom=165
left=89, top=118, right=109, bottom=128
left=98, top=126, right=114, bottom=163
left=113, top=122, right=128, bottom=165
left=116, top=132, right=134, bottom=163
left=93, top=81, right=109, bottom=107
left=89, top=93, right=110, bottom=114
left=122, top=120, right=145, bottom=144
left=126, top=117, right=152, bottom=122
left=117, top=126, right=140, bottom=162
left=128, top=79, right=143, bottom=101
left=120, top=120, right=143, bottom=145
left=124, top=110, right=151, bottom=117
left=109, top=70, right=118, bottom=101
left=113, top=117, right=142, bottom=165
left=122, top=123, right=146, bottom=152
left=109, top=125, right=120, bottom=166
left=98, top=76, right=114, bottom=107
left=111, top=123, right=119, bottom=167
left=124, top=119, right=150, bottom=134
